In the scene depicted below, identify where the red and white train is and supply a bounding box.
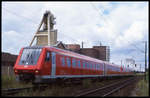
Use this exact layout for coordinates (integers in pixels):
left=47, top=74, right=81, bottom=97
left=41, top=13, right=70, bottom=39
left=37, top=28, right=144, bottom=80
left=13, top=46, right=134, bottom=83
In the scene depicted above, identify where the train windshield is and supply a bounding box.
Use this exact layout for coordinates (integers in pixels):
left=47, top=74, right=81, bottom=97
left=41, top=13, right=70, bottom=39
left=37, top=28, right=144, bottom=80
left=19, top=48, right=42, bottom=65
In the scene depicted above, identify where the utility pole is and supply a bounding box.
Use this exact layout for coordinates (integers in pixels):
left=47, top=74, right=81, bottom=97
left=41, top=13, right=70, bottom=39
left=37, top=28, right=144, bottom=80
left=145, top=41, right=147, bottom=80
left=121, top=60, right=122, bottom=67
left=140, top=64, right=141, bottom=73
left=100, top=41, right=102, bottom=46
left=82, top=41, right=84, bottom=48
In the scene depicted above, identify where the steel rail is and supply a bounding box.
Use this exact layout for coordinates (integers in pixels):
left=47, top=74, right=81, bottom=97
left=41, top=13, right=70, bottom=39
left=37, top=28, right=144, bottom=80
left=103, top=77, right=137, bottom=96
left=103, top=76, right=143, bottom=96
left=75, top=77, right=136, bottom=97
left=2, top=85, right=48, bottom=95
left=2, top=87, right=34, bottom=95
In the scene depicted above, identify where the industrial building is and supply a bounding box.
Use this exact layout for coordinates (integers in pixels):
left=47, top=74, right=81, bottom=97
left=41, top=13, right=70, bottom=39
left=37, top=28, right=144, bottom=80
left=65, top=44, right=110, bottom=62
left=29, top=10, right=110, bottom=62
left=2, top=52, right=18, bottom=66
left=1, top=10, right=110, bottom=69
left=54, top=42, right=110, bottom=62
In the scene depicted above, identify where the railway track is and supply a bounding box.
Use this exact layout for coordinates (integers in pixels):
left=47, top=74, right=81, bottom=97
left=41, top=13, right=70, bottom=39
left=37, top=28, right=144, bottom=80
left=75, top=76, right=141, bottom=97
left=1, top=85, right=48, bottom=96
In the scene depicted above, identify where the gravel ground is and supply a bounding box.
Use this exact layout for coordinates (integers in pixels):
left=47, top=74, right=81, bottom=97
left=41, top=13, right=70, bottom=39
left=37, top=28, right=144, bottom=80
left=109, top=76, right=143, bottom=96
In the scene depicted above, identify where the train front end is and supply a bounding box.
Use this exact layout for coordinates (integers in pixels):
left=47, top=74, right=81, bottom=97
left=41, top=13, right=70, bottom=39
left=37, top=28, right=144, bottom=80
left=13, top=46, right=43, bottom=83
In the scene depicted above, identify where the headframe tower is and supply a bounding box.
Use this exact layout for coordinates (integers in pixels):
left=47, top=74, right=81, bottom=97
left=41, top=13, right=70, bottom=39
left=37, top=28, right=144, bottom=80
left=30, top=10, right=57, bottom=46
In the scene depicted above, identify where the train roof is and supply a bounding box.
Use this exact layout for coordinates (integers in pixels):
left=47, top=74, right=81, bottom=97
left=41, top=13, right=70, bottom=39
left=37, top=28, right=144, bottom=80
left=46, top=46, right=121, bottom=68
left=24, top=46, right=43, bottom=49
left=23, top=46, right=124, bottom=69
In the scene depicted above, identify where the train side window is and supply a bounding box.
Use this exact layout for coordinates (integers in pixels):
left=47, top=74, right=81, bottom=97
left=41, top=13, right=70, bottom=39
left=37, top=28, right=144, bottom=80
left=96, top=64, right=98, bottom=70
left=93, top=64, right=95, bottom=70
left=61, top=57, right=65, bottom=66
left=85, top=61, right=87, bottom=69
left=98, top=64, right=100, bottom=70
left=87, top=62, right=89, bottom=69
left=83, top=61, right=85, bottom=68
left=89, top=63, right=91, bottom=69
left=45, top=52, right=50, bottom=61
left=88, top=62, right=90, bottom=69
left=84, top=61, right=86, bottom=69
left=72, top=59, right=76, bottom=67
left=92, top=63, right=94, bottom=69
left=90, top=63, right=92, bottom=69
left=93, top=63, right=95, bottom=70
left=78, top=60, right=81, bottom=68
left=97, top=64, right=99, bottom=70
left=96, top=64, right=97, bottom=70
left=67, top=57, right=71, bottom=67
left=90, top=63, right=91, bottom=69
left=86, top=62, right=88, bottom=69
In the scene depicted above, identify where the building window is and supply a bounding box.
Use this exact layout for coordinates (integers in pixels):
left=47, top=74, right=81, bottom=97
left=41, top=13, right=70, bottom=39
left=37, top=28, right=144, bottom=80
left=67, top=57, right=71, bottom=67
left=61, top=57, right=65, bottom=66
left=72, top=59, right=76, bottom=67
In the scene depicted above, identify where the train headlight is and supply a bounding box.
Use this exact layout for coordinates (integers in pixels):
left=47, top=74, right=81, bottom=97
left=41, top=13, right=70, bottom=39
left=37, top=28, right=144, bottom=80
left=15, top=70, right=18, bottom=73
left=35, top=70, right=39, bottom=73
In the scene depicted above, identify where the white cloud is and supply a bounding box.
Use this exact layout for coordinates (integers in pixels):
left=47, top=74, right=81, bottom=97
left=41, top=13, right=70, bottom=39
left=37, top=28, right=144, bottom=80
left=114, top=21, right=145, bottom=48
left=2, top=2, right=148, bottom=67
left=96, top=2, right=148, bottom=49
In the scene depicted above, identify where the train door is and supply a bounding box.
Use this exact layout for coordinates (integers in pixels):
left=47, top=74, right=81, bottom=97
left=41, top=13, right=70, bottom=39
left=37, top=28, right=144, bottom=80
left=103, top=63, right=106, bottom=76
left=51, top=52, right=56, bottom=78
left=44, top=51, right=51, bottom=75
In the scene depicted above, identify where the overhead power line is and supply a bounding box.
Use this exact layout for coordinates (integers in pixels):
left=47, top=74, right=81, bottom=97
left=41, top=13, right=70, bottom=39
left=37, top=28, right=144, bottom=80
left=90, top=2, right=113, bottom=26
left=2, top=7, right=38, bottom=25
left=2, top=5, right=147, bottom=58
left=126, top=40, right=145, bottom=53
left=90, top=3, right=146, bottom=54
left=2, top=7, right=80, bottom=43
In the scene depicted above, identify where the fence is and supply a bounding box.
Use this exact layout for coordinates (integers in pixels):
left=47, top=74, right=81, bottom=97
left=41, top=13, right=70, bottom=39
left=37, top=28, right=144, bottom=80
left=1, top=65, right=15, bottom=76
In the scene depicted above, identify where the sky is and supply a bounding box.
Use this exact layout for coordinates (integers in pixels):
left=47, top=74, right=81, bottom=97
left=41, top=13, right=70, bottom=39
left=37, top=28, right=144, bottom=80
left=2, top=1, right=149, bottom=71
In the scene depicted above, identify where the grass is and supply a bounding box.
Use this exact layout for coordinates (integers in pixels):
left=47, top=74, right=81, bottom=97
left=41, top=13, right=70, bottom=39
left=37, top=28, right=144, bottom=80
left=135, top=79, right=149, bottom=96
left=134, top=71, right=149, bottom=96
left=14, top=79, right=93, bottom=96
left=82, top=79, right=92, bottom=88
left=15, top=84, right=74, bottom=96
left=3, top=74, right=143, bottom=96
left=1, top=74, right=32, bottom=89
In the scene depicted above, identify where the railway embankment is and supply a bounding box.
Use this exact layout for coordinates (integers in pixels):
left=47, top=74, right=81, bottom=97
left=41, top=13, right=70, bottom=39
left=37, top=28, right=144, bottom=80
left=131, top=72, right=149, bottom=96
left=2, top=76, right=145, bottom=96
left=2, top=74, right=32, bottom=89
